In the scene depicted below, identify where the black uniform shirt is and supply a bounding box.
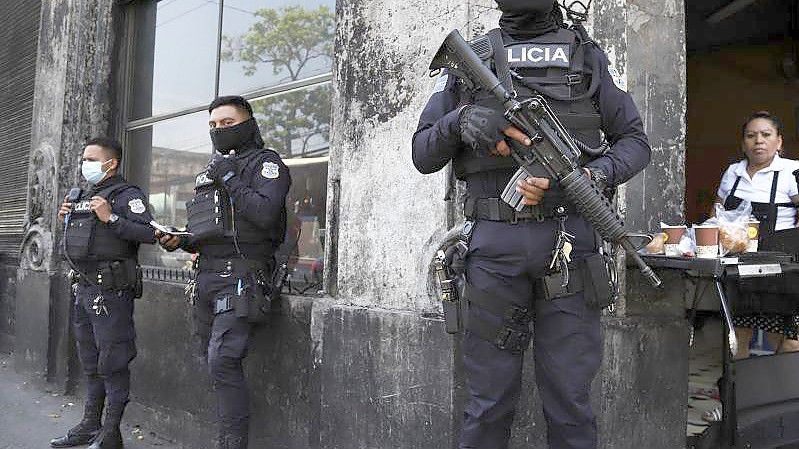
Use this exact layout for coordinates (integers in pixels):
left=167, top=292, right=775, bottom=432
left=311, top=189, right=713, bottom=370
left=411, top=40, right=651, bottom=197
left=90, top=175, right=156, bottom=245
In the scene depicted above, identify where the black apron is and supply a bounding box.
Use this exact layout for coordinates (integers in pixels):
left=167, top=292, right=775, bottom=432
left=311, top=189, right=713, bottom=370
left=726, top=170, right=799, bottom=316
left=723, top=171, right=794, bottom=236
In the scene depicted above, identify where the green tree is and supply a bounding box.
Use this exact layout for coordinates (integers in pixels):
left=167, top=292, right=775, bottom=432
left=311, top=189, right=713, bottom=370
left=223, top=5, right=334, bottom=156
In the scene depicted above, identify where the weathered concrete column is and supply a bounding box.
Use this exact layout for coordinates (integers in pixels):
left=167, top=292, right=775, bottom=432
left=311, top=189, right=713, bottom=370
left=321, top=2, right=500, bottom=448
left=593, top=0, right=687, bottom=230
left=15, top=0, right=118, bottom=388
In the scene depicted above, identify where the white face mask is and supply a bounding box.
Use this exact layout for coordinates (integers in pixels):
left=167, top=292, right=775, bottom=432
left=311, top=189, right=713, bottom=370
left=81, top=159, right=112, bottom=185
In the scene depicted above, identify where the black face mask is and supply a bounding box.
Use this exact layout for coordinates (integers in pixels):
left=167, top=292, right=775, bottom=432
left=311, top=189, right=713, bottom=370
left=209, top=117, right=264, bottom=154
left=496, top=0, right=559, bottom=38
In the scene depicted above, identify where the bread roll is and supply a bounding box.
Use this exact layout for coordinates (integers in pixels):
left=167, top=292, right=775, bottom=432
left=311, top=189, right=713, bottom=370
left=719, top=225, right=748, bottom=254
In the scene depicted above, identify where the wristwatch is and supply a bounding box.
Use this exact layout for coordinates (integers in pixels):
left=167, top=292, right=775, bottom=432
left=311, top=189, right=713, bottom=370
left=108, top=213, right=120, bottom=224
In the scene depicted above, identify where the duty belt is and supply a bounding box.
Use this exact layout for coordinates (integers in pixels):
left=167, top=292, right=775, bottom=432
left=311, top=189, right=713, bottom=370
left=196, top=257, right=267, bottom=273
left=72, top=259, right=137, bottom=288
left=463, top=197, right=569, bottom=223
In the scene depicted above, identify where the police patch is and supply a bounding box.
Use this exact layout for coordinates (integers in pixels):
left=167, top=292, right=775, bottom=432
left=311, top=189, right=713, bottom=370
left=506, top=44, right=570, bottom=69
left=74, top=201, right=92, bottom=212
left=128, top=198, right=146, bottom=214
left=195, top=171, right=213, bottom=188
left=261, top=162, right=280, bottom=179
left=431, top=74, right=448, bottom=95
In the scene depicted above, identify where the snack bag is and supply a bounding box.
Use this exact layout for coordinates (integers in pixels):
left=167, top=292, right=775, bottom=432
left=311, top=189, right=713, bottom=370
left=713, top=201, right=752, bottom=256
left=678, top=228, right=697, bottom=257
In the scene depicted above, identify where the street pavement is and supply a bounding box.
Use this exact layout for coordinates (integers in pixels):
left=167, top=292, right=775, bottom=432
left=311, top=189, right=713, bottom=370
left=0, top=353, right=177, bottom=449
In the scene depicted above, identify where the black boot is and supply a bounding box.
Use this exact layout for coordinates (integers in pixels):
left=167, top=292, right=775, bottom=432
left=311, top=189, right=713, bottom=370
left=50, top=398, right=104, bottom=447
left=87, top=403, right=125, bottom=449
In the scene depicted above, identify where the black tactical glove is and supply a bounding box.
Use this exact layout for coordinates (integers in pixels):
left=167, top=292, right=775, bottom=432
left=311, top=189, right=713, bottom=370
left=458, top=104, right=511, bottom=154
left=207, top=154, right=237, bottom=183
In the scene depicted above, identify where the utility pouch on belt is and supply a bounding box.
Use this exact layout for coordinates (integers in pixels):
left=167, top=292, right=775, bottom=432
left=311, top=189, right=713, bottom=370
left=247, top=277, right=270, bottom=324
left=582, top=253, right=614, bottom=309
left=97, top=259, right=141, bottom=295
left=433, top=221, right=474, bottom=334
left=231, top=274, right=271, bottom=324
left=540, top=253, right=614, bottom=309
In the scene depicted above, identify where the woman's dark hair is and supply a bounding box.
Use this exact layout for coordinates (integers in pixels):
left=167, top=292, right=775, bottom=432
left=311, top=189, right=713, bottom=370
left=742, top=111, right=784, bottom=137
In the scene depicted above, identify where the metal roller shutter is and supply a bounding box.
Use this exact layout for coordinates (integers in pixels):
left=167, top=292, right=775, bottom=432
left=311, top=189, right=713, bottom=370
left=0, top=0, right=42, bottom=254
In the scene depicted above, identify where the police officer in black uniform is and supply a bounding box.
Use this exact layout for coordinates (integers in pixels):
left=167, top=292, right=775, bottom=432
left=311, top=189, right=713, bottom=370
left=413, top=2, right=651, bottom=448
left=157, top=96, right=290, bottom=449
left=53, top=137, right=156, bottom=449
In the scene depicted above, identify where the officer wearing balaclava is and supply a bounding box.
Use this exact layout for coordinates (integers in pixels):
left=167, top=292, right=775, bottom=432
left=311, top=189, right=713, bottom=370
left=413, top=1, right=651, bottom=448
left=157, top=96, right=290, bottom=449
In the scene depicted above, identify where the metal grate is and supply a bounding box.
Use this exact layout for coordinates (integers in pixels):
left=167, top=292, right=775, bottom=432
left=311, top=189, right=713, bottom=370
left=0, top=0, right=42, bottom=254
left=141, top=265, right=194, bottom=283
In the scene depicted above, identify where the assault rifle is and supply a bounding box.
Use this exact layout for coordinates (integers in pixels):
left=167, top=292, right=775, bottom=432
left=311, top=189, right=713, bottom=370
left=430, top=30, right=661, bottom=288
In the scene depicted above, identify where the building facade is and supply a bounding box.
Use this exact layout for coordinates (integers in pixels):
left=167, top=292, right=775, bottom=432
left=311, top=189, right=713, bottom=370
left=4, top=0, right=794, bottom=448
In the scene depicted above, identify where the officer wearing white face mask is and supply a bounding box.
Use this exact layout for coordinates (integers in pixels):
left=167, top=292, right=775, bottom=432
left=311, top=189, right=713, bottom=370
left=53, top=137, right=156, bottom=449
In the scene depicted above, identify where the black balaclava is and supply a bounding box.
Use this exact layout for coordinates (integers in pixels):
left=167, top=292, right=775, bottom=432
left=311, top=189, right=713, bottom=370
left=496, top=0, right=559, bottom=38
left=209, top=117, right=265, bottom=154
left=208, top=95, right=265, bottom=154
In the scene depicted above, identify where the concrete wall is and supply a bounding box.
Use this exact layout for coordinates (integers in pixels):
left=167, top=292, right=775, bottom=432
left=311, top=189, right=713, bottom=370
left=0, top=259, right=17, bottom=353
left=13, top=0, right=118, bottom=390
left=125, top=284, right=457, bottom=449
left=592, top=0, right=687, bottom=231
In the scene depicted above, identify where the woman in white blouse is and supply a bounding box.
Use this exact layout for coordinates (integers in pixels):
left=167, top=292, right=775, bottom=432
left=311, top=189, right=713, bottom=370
left=716, top=111, right=799, bottom=359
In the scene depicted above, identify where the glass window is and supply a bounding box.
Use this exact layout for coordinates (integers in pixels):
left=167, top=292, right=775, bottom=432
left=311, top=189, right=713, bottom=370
left=130, top=0, right=219, bottom=120
left=219, top=0, right=335, bottom=95
left=126, top=111, right=211, bottom=269
left=124, top=0, right=334, bottom=294
left=250, top=83, right=331, bottom=158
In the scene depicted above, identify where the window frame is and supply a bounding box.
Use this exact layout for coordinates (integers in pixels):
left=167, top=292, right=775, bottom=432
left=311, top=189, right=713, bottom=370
left=116, top=0, right=334, bottom=288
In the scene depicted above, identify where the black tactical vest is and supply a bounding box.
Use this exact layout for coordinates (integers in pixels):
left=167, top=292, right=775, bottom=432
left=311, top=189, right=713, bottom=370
left=453, top=27, right=603, bottom=180
left=186, top=170, right=233, bottom=242
left=65, top=183, right=137, bottom=262
left=186, top=149, right=285, bottom=251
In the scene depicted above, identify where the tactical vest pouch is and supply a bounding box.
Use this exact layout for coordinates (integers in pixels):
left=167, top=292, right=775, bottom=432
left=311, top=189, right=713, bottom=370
left=65, top=216, right=94, bottom=261
left=186, top=188, right=227, bottom=241
left=246, top=276, right=270, bottom=324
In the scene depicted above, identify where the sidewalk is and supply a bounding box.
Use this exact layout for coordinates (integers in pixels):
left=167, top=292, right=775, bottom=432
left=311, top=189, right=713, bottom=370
left=0, top=353, right=177, bottom=449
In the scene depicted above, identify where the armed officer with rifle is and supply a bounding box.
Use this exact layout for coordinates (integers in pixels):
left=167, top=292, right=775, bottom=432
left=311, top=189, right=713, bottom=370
left=53, top=137, right=155, bottom=449
left=413, top=1, right=652, bottom=448
left=157, top=96, right=290, bottom=449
